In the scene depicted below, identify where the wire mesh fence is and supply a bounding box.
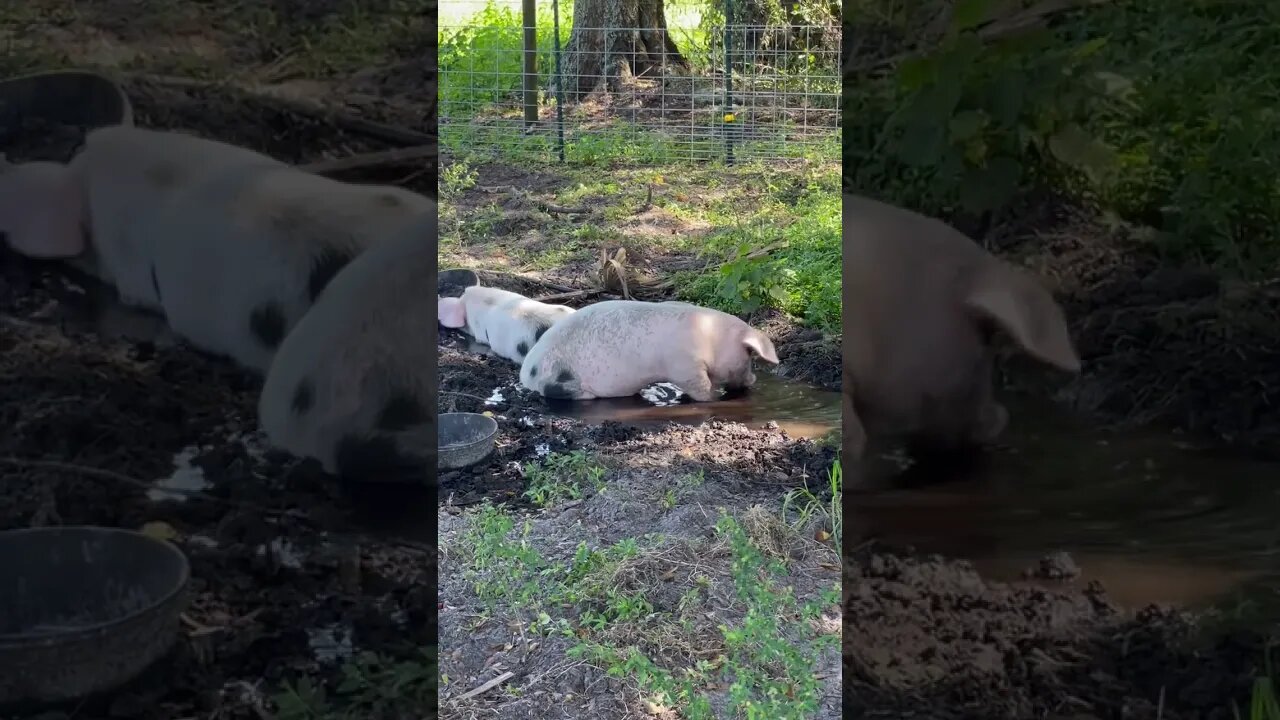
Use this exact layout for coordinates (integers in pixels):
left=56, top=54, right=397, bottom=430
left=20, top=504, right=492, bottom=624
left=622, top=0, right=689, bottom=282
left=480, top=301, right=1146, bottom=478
left=439, top=0, right=841, bottom=165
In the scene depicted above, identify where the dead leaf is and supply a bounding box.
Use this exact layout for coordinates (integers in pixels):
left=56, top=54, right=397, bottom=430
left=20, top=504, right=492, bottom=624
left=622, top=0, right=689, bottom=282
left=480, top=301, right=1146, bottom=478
left=140, top=521, right=179, bottom=541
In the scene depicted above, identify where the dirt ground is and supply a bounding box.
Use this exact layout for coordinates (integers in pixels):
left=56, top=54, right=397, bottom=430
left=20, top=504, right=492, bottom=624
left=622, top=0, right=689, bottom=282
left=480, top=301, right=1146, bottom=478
left=1, top=45, right=437, bottom=720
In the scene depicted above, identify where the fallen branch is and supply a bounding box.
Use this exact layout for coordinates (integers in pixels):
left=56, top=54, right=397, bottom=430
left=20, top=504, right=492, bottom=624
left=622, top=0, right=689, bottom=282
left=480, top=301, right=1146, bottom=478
left=540, top=201, right=590, bottom=215
left=475, top=270, right=576, bottom=294
left=456, top=671, right=515, bottom=701
left=299, top=144, right=438, bottom=174
left=534, top=288, right=608, bottom=303
left=123, top=73, right=432, bottom=147
left=474, top=185, right=590, bottom=215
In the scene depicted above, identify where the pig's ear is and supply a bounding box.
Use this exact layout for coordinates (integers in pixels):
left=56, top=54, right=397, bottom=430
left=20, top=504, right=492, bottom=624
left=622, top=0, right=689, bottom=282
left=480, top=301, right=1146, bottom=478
left=963, top=261, right=1081, bottom=373
left=743, top=329, right=779, bottom=364
left=0, top=161, right=87, bottom=258
left=438, top=296, right=467, bottom=328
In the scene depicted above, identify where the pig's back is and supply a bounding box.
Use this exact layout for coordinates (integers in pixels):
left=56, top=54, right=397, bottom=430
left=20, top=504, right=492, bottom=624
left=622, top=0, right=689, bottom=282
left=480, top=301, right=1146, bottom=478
left=539, top=301, right=691, bottom=395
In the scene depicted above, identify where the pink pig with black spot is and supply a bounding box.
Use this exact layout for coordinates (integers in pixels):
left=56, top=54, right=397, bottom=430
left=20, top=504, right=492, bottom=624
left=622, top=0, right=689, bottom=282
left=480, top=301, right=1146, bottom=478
left=518, top=300, right=779, bottom=402
left=0, top=125, right=435, bottom=373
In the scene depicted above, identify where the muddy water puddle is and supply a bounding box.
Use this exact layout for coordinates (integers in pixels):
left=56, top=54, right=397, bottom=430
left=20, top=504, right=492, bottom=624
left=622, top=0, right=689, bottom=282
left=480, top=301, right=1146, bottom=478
left=463, top=338, right=841, bottom=440
left=852, top=395, right=1280, bottom=617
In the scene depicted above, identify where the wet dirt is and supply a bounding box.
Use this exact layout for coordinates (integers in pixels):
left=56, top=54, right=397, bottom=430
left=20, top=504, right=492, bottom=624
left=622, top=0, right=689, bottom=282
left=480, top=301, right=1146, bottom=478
left=843, top=542, right=1261, bottom=720
left=0, top=81, right=435, bottom=719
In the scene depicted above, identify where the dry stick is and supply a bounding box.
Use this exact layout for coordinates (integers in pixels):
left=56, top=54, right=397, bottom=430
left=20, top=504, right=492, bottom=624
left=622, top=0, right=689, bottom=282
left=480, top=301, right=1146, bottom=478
left=476, top=269, right=576, bottom=294
left=534, top=288, right=608, bottom=302
left=299, top=144, right=438, bottom=174
left=123, top=72, right=433, bottom=147
left=474, top=184, right=590, bottom=215
left=455, top=671, right=515, bottom=702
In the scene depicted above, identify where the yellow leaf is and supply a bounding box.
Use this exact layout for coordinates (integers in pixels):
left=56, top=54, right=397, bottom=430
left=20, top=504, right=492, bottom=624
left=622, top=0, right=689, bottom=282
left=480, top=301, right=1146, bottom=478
left=140, top=521, right=179, bottom=541
left=814, top=529, right=831, bottom=542
left=482, top=411, right=494, bottom=417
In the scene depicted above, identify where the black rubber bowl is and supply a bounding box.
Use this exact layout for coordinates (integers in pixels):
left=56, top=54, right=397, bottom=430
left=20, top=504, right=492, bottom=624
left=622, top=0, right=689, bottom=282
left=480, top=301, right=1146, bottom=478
left=438, top=412, right=498, bottom=469
left=0, top=69, right=133, bottom=163
left=0, top=526, right=190, bottom=706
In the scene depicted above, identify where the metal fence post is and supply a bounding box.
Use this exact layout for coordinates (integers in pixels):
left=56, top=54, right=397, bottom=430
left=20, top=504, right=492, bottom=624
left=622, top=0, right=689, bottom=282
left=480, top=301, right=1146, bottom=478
left=723, top=0, right=735, bottom=166
left=522, top=0, right=538, bottom=127
left=552, top=0, right=567, bottom=163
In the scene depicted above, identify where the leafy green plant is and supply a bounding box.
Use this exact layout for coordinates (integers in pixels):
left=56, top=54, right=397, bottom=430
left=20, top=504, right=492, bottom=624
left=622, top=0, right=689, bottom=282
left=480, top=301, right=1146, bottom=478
left=522, top=450, right=607, bottom=507
left=272, top=649, right=435, bottom=720
left=845, top=0, right=1130, bottom=217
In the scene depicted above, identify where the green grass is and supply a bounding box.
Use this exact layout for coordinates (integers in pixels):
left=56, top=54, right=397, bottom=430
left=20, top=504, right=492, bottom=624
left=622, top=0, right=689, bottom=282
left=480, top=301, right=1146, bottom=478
left=523, top=449, right=608, bottom=507
left=447, top=477, right=841, bottom=718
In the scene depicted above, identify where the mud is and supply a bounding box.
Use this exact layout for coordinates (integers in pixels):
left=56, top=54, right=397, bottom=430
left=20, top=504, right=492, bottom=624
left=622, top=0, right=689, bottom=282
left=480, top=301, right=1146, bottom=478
left=844, top=543, right=1260, bottom=719
left=989, top=194, right=1280, bottom=455
left=0, top=78, right=435, bottom=718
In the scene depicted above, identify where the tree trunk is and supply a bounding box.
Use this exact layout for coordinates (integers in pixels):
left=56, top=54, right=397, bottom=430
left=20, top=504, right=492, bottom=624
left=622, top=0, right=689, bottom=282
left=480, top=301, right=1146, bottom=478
left=556, top=0, right=689, bottom=102
left=738, top=0, right=840, bottom=66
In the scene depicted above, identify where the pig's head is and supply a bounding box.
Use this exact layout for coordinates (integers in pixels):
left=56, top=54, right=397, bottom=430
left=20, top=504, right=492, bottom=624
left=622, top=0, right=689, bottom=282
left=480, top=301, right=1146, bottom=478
left=0, top=158, right=87, bottom=258
left=908, top=256, right=1079, bottom=457
left=712, top=324, right=779, bottom=390
left=438, top=296, right=466, bottom=328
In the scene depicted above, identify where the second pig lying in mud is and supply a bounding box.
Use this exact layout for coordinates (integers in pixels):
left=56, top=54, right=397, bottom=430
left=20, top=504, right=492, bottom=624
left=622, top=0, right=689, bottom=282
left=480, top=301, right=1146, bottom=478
left=258, top=211, right=438, bottom=483
left=437, top=285, right=576, bottom=365
left=519, top=300, right=779, bottom=402
left=0, top=125, right=436, bottom=373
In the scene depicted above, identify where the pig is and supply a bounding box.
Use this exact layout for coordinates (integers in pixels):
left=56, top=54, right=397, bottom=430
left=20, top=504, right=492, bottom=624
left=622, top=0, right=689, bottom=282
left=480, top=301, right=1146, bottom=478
left=437, top=285, right=576, bottom=365
left=142, top=161, right=436, bottom=373
left=257, top=210, right=437, bottom=483
left=0, top=125, right=435, bottom=373
left=518, top=300, right=779, bottom=402
left=842, top=193, right=1081, bottom=461
left=0, top=125, right=288, bottom=309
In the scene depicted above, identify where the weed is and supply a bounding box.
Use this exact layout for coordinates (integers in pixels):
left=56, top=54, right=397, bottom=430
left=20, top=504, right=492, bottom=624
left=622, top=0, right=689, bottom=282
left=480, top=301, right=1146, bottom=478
left=458, top=502, right=544, bottom=608
left=780, top=459, right=842, bottom=547
left=272, top=648, right=436, bottom=720
left=564, top=513, right=838, bottom=720
left=440, top=159, right=479, bottom=198
left=522, top=450, right=607, bottom=507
